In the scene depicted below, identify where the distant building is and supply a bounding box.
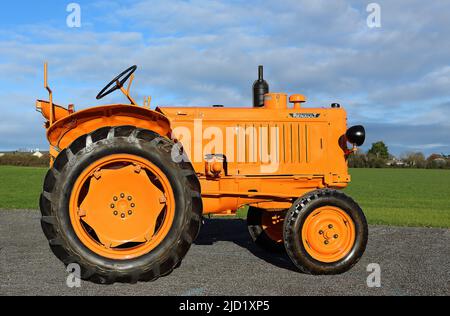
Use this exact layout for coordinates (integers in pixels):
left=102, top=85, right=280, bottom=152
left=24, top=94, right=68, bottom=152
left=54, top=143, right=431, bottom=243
left=427, top=154, right=448, bottom=167
left=386, top=158, right=405, bottom=167
left=432, top=158, right=447, bottom=166
left=33, top=151, right=44, bottom=158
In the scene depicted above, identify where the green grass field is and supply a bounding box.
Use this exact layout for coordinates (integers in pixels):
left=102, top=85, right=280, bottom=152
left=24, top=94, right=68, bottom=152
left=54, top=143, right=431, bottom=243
left=0, top=166, right=449, bottom=227
left=0, top=166, right=47, bottom=209
left=345, top=169, right=450, bottom=228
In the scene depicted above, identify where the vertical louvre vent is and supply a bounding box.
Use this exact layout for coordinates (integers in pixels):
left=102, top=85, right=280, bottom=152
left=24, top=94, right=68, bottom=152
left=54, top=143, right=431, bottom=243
left=234, top=123, right=310, bottom=164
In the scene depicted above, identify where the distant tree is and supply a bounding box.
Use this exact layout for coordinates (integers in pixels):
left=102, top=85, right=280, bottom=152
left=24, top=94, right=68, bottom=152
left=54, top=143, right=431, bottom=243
left=401, top=152, right=426, bottom=168
left=0, top=153, right=50, bottom=167
left=426, top=153, right=447, bottom=169
left=367, top=155, right=386, bottom=168
left=348, top=151, right=368, bottom=168
left=427, top=153, right=442, bottom=161
left=368, top=141, right=389, bottom=160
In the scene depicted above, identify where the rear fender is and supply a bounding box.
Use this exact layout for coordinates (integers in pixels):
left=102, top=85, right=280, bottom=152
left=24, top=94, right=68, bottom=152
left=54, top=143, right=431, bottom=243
left=46, top=104, right=171, bottom=153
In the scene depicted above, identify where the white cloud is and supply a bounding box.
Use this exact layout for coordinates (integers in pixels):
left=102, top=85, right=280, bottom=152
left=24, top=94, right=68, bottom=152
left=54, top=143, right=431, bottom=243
left=0, top=0, right=449, bottom=155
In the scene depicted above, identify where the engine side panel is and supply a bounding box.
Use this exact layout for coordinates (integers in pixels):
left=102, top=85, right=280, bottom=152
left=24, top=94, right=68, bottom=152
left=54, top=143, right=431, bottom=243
left=158, top=106, right=350, bottom=188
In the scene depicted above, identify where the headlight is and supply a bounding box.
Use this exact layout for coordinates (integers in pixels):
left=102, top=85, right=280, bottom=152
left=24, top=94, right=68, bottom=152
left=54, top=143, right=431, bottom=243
left=346, top=125, right=366, bottom=147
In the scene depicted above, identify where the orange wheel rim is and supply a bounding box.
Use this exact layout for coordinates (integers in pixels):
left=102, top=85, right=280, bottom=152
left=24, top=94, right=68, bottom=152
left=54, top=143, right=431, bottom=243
left=261, top=212, right=284, bottom=243
left=301, top=206, right=355, bottom=263
left=69, top=154, right=175, bottom=260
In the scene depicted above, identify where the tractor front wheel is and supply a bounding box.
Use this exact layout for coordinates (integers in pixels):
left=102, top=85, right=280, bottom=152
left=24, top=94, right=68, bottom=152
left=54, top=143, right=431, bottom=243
left=40, top=126, right=202, bottom=284
left=283, top=189, right=368, bottom=275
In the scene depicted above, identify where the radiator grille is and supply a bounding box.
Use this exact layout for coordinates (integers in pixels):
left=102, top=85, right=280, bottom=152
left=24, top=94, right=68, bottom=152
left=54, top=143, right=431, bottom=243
left=234, top=123, right=309, bottom=164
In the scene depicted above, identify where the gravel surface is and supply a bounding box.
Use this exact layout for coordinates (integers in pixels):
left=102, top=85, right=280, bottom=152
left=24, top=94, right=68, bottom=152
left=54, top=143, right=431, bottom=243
left=0, top=210, right=448, bottom=296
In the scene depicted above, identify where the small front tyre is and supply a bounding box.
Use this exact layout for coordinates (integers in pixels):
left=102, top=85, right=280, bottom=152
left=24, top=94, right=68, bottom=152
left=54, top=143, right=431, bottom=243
left=283, top=189, right=368, bottom=275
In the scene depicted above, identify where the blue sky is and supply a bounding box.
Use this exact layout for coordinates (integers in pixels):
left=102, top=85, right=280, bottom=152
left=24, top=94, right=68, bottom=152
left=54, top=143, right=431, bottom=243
left=0, top=0, right=449, bottom=156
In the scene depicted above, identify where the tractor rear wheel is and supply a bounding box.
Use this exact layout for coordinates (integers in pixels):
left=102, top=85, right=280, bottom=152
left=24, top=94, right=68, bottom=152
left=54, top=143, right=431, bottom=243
left=247, top=207, right=286, bottom=252
left=283, top=189, right=368, bottom=275
left=39, top=126, right=202, bottom=284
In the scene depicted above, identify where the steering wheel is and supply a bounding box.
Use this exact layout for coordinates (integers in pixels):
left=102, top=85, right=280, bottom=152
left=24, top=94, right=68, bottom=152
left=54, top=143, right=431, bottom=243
left=96, top=65, right=137, bottom=100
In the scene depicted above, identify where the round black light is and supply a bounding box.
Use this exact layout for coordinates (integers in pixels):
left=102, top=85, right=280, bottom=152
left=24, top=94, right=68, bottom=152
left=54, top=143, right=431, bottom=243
left=346, top=125, right=366, bottom=146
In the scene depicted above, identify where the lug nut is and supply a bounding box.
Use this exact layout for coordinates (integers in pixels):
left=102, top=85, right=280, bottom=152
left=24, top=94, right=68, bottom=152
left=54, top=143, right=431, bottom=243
left=110, top=204, right=115, bottom=209
left=120, top=193, right=125, bottom=198
left=113, top=196, right=118, bottom=201
left=131, top=203, right=135, bottom=208
left=128, top=210, right=133, bottom=215
left=319, top=230, right=324, bottom=235
left=121, top=213, right=125, bottom=218
left=128, top=196, right=132, bottom=201
left=324, top=240, right=329, bottom=245
left=334, top=234, right=339, bottom=239
left=113, top=211, right=118, bottom=216
left=328, top=224, right=333, bottom=229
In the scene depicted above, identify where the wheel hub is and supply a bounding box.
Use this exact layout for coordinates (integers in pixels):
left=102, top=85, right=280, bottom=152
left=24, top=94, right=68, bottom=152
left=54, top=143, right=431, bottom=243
left=70, top=154, right=175, bottom=260
left=301, top=206, right=356, bottom=263
left=111, top=194, right=136, bottom=219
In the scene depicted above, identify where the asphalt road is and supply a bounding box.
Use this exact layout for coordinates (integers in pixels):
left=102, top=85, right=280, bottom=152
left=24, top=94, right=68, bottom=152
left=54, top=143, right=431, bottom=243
left=0, top=210, right=449, bottom=296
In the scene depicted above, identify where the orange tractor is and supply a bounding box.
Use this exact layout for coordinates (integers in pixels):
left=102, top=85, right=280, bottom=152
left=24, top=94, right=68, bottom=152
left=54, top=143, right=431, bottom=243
left=37, top=64, right=368, bottom=284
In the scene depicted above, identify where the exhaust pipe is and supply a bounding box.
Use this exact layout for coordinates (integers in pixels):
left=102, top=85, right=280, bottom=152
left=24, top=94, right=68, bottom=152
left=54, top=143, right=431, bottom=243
left=253, top=65, right=269, bottom=108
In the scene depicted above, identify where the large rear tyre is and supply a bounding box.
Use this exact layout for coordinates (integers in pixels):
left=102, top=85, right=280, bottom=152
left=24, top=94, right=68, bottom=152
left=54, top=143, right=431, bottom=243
left=283, top=189, right=368, bottom=275
left=247, top=207, right=286, bottom=253
left=39, top=126, right=202, bottom=284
